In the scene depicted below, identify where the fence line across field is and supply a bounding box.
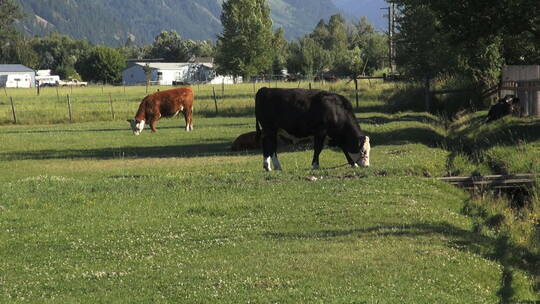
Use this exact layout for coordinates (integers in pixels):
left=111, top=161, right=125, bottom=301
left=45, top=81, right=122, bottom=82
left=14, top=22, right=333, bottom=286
left=0, top=79, right=384, bottom=125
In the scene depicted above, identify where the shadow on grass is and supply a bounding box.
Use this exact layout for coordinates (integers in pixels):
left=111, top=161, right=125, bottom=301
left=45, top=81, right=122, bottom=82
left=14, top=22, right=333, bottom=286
left=354, top=104, right=389, bottom=114
left=0, top=141, right=260, bottom=161
left=196, top=105, right=254, bottom=118
left=264, top=221, right=539, bottom=303
left=360, top=114, right=439, bottom=126
left=371, top=127, right=446, bottom=147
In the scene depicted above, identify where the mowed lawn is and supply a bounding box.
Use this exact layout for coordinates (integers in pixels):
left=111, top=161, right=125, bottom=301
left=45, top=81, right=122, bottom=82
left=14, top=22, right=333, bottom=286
left=0, top=89, right=537, bottom=302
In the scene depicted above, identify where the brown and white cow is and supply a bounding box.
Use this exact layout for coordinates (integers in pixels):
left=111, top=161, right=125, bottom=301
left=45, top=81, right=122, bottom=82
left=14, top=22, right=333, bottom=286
left=128, top=86, right=194, bottom=135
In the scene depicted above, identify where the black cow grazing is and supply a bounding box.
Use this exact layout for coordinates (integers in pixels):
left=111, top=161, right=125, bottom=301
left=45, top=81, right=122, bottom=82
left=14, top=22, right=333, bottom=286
left=486, top=95, right=520, bottom=123
left=255, top=87, right=370, bottom=171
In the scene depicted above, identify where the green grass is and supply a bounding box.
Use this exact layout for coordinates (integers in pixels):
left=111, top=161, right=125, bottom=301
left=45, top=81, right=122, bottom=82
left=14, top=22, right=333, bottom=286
left=0, top=82, right=539, bottom=303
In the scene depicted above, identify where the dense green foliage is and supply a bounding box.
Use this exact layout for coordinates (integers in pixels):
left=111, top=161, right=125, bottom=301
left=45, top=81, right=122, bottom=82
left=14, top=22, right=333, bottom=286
left=287, top=15, right=388, bottom=78
left=394, top=0, right=540, bottom=87
left=0, top=0, right=27, bottom=65
left=76, top=46, right=126, bottom=83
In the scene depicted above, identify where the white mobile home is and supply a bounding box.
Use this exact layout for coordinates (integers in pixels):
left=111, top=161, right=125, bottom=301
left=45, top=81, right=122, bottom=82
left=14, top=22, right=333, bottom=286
left=122, top=61, right=242, bottom=86
left=122, top=62, right=216, bottom=86
left=0, top=64, right=36, bottom=88
left=35, top=70, right=60, bottom=87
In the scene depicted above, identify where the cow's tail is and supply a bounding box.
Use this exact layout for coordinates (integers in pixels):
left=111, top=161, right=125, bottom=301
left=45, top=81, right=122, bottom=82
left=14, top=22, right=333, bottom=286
left=256, top=118, right=262, bottom=143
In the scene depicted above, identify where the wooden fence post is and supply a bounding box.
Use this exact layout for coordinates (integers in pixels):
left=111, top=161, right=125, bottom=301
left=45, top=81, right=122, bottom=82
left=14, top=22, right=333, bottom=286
left=212, top=86, right=218, bottom=115
left=10, top=97, right=17, bottom=124
left=221, top=80, right=225, bottom=99
left=67, top=94, right=73, bottom=122
left=354, top=78, right=359, bottom=109
left=4, top=87, right=7, bottom=96
left=424, top=77, right=431, bottom=112
left=309, top=82, right=312, bottom=90
left=109, top=93, right=115, bottom=120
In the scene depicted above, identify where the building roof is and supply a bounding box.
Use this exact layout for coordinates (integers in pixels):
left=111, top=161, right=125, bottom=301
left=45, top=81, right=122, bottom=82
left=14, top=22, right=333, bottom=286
left=0, top=64, right=34, bottom=73
left=132, top=62, right=213, bottom=70
left=133, top=62, right=190, bottom=70
left=189, top=57, right=214, bottom=64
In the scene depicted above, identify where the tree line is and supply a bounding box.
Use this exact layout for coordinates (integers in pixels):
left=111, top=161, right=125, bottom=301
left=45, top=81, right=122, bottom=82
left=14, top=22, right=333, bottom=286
left=393, top=0, right=539, bottom=88
left=2, top=0, right=536, bottom=90
left=0, top=0, right=388, bottom=84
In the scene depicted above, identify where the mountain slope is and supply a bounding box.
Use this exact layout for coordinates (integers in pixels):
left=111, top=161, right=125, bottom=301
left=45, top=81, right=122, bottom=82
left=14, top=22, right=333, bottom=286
left=14, top=0, right=342, bottom=45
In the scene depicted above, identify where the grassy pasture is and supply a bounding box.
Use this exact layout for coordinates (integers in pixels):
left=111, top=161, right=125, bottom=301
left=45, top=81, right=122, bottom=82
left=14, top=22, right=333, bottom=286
left=0, top=82, right=538, bottom=303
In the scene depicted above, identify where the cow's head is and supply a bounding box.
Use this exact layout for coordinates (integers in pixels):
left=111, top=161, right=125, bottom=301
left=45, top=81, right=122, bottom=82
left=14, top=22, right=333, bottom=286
left=127, top=119, right=145, bottom=135
left=347, top=136, right=370, bottom=168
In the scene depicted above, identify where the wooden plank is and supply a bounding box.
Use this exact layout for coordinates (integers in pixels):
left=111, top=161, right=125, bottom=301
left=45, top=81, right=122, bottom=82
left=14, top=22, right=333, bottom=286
left=438, top=174, right=537, bottom=189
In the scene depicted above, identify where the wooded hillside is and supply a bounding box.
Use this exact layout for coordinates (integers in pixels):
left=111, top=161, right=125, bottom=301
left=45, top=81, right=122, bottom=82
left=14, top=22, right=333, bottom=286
left=14, top=0, right=343, bottom=45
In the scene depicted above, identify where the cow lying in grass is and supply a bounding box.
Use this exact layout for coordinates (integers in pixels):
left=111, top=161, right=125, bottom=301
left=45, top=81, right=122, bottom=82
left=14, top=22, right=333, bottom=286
left=231, top=130, right=312, bottom=151
left=128, top=86, right=194, bottom=135
left=255, top=87, right=370, bottom=171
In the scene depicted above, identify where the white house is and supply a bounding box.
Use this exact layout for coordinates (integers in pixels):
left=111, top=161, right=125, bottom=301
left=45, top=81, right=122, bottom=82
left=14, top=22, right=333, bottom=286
left=0, top=64, right=36, bottom=88
left=122, top=60, right=242, bottom=86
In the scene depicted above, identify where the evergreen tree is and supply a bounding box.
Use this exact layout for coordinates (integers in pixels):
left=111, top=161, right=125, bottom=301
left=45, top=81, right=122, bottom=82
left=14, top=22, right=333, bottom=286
left=147, top=30, right=189, bottom=62
left=215, top=0, right=273, bottom=79
left=0, top=0, right=25, bottom=64
left=271, top=28, right=288, bottom=76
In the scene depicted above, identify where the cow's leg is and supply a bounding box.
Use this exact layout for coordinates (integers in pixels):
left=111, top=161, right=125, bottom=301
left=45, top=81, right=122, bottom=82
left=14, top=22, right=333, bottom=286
left=342, top=149, right=359, bottom=167
left=183, top=107, right=193, bottom=131
left=149, top=115, right=158, bottom=132
left=271, top=153, right=282, bottom=170
left=311, top=133, right=326, bottom=170
left=262, top=130, right=280, bottom=171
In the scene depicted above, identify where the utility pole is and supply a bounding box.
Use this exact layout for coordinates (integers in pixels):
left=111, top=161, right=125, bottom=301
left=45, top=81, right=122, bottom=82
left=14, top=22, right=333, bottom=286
left=381, top=1, right=396, bottom=73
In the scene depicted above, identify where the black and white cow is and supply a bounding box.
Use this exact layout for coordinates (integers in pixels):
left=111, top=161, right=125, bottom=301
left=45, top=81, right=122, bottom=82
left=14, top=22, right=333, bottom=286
left=255, top=87, right=370, bottom=171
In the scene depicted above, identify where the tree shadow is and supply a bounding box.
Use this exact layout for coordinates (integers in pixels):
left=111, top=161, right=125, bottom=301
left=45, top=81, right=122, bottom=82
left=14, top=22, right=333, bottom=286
left=263, top=221, right=539, bottom=303
left=360, top=114, right=440, bottom=126
left=196, top=105, right=254, bottom=118
left=371, top=127, right=446, bottom=147
left=354, top=104, right=389, bottom=113
left=0, top=141, right=260, bottom=161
